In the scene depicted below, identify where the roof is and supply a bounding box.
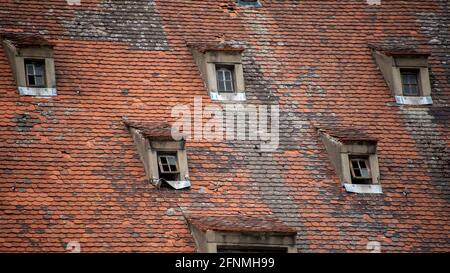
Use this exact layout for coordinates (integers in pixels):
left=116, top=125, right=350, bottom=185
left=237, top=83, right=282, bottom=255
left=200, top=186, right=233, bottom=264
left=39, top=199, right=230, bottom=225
left=187, top=42, right=245, bottom=53
left=0, top=0, right=448, bottom=253
left=368, top=42, right=431, bottom=56
left=187, top=215, right=297, bottom=235
left=124, top=120, right=182, bottom=141
left=1, top=32, right=53, bottom=47
left=315, top=125, right=378, bottom=143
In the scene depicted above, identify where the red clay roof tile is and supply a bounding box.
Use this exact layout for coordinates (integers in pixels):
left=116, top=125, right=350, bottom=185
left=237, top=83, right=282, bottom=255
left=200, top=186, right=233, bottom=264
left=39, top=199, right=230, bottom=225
left=187, top=214, right=297, bottom=235
left=124, top=120, right=178, bottom=140
left=0, top=0, right=448, bottom=253
left=1, top=32, right=53, bottom=47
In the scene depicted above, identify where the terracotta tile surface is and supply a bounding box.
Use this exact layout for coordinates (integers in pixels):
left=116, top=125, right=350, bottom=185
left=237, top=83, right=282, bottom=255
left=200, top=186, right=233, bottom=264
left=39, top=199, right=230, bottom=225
left=0, top=0, right=448, bottom=252
left=125, top=120, right=175, bottom=140
left=187, top=214, right=297, bottom=234
left=1, top=33, right=53, bottom=47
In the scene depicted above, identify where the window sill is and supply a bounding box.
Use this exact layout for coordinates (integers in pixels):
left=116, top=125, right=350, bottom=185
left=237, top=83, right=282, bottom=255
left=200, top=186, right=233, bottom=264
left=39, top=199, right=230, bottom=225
left=164, top=179, right=191, bottom=190
left=395, top=95, right=432, bottom=105
left=344, top=183, right=382, bottom=194
left=19, top=87, right=57, bottom=97
left=237, top=0, right=262, bottom=7
left=210, top=92, right=246, bottom=101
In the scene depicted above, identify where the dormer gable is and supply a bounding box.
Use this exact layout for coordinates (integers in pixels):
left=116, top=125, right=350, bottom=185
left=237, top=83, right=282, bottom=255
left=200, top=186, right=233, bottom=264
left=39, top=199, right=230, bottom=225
left=188, top=42, right=246, bottom=102
left=1, top=33, right=57, bottom=97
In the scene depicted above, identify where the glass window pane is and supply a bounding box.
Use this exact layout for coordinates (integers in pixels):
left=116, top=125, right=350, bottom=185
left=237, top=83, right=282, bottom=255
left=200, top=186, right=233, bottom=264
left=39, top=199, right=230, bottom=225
left=404, top=74, right=410, bottom=83
left=35, top=76, right=44, bottom=86
left=26, top=64, right=35, bottom=76
left=35, top=65, right=44, bottom=76
left=359, top=160, right=366, bottom=168
left=167, top=156, right=177, bottom=165
left=353, top=168, right=361, bottom=177
left=401, top=70, right=420, bottom=96
left=217, top=70, right=223, bottom=81
left=404, top=85, right=411, bottom=95
left=225, top=81, right=233, bottom=91
left=162, top=164, right=171, bottom=172
left=361, top=169, right=370, bottom=177
left=218, top=81, right=225, bottom=91
left=160, top=156, right=167, bottom=164
left=402, top=83, right=411, bottom=95
left=225, top=70, right=232, bottom=80
left=28, top=75, right=36, bottom=86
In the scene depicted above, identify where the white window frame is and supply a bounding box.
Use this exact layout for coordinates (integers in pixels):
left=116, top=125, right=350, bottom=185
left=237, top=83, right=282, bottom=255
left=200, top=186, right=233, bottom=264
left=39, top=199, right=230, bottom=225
left=216, top=66, right=235, bottom=93
left=371, top=49, right=432, bottom=105
left=320, top=132, right=382, bottom=194
left=128, top=127, right=190, bottom=189
left=400, top=68, right=421, bottom=96
left=157, top=154, right=180, bottom=174
left=349, top=157, right=372, bottom=180
left=25, top=59, right=46, bottom=87
left=1, top=39, right=57, bottom=96
left=190, top=47, right=246, bottom=101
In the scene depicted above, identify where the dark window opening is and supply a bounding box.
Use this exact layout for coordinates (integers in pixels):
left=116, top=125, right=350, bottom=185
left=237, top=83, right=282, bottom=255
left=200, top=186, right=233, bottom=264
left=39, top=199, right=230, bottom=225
left=25, top=59, right=45, bottom=87
left=349, top=156, right=372, bottom=184
left=216, top=65, right=235, bottom=93
left=157, top=152, right=180, bottom=181
left=217, top=245, right=288, bottom=253
left=401, top=69, right=420, bottom=96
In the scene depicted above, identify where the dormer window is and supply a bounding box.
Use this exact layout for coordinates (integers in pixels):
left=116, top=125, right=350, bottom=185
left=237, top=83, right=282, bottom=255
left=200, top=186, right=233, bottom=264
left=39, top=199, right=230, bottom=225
left=370, top=43, right=432, bottom=105
left=125, top=121, right=190, bottom=190
left=318, top=126, right=382, bottom=194
left=25, top=59, right=45, bottom=87
left=187, top=215, right=297, bottom=253
left=216, top=65, right=235, bottom=93
left=400, top=69, right=420, bottom=96
left=1, top=33, right=57, bottom=97
left=189, top=43, right=246, bottom=101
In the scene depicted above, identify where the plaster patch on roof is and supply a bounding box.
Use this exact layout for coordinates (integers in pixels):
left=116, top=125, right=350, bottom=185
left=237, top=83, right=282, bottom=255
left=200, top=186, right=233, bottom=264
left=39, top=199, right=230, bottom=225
left=62, top=0, right=169, bottom=50
left=66, top=0, right=81, bottom=5
left=366, top=0, right=381, bottom=5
